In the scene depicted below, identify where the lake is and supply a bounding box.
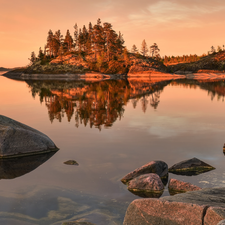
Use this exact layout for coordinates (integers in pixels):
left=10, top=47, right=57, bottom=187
left=1, top=71, right=225, bottom=225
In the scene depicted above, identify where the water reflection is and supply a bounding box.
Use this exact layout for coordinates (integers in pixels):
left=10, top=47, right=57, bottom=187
left=170, top=79, right=225, bottom=101
left=26, top=78, right=170, bottom=129
left=0, top=152, right=57, bottom=179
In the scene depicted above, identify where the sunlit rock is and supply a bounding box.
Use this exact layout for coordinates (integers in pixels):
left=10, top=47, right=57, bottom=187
left=168, top=157, right=215, bottom=176
left=127, top=173, right=164, bottom=198
left=168, top=178, right=202, bottom=195
left=0, top=115, right=58, bottom=157
left=121, top=160, right=168, bottom=184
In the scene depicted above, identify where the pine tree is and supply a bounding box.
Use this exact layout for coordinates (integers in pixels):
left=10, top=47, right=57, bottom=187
left=38, top=47, right=44, bottom=60
left=46, top=30, right=54, bottom=56
left=131, top=44, right=138, bottom=54
left=150, top=43, right=160, bottom=58
left=141, top=39, right=148, bottom=56
left=29, top=51, right=37, bottom=64
left=74, top=23, right=78, bottom=51
left=64, top=30, right=73, bottom=52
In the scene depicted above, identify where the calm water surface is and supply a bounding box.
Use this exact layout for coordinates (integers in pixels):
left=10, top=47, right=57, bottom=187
left=0, top=71, right=225, bottom=224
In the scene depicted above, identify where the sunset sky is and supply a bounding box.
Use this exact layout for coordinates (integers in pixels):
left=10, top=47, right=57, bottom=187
left=1, top=0, right=225, bottom=68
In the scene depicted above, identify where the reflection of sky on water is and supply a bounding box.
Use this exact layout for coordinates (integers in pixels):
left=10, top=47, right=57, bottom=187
left=1, top=74, right=225, bottom=224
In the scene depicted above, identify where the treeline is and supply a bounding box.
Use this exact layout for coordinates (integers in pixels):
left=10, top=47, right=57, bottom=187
left=30, top=18, right=125, bottom=63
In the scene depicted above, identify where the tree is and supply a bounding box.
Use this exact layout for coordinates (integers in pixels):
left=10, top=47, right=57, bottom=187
left=211, top=46, right=216, bottom=54
left=74, top=23, right=78, bottom=51
left=29, top=51, right=37, bottom=64
left=38, top=47, right=44, bottom=60
left=150, top=43, right=160, bottom=58
left=131, top=44, right=138, bottom=54
left=46, top=30, right=54, bottom=56
left=64, top=30, right=73, bottom=52
left=141, top=39, right=148, bottom=56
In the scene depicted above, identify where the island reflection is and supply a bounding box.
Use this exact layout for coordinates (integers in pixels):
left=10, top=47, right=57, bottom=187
left=26, top=77, right=225, bottom=129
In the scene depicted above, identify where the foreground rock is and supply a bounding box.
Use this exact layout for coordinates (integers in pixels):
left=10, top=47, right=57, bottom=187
left=127, top=173, right=164, bottom=198
left=218, top=220, right=225, bottom=225
left=169, top=157, right=215, bottom=175
left=62, top=222, right=95, bottom=225
left=123, top=187, right=225, bottom=225
left=121, top=160, right=168, bottom=184
left=0, top=115, right=58, bottom=157
left=169, top=178, right=202, bottom=195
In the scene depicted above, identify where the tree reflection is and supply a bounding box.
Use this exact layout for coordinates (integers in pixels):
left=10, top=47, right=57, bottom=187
left=26, top=79, right=170, bottom=129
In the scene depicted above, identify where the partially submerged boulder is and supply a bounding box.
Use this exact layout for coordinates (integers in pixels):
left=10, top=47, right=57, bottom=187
left=168, top=178, right=202, bottom=195
left=121, top=160, right=168, bottom=184
left=127, top=173, right=164, bottom=198
left=168, top=157, right=215, bottom=175
left=0, top=115, right=58, bottom=158
left=123, top=187, right=225, bottom=225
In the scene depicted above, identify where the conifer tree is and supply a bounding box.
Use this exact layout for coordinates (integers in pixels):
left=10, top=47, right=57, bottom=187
left=29, top=51, right=37, bottom=64
left=141, top=39, right=148, bottom=56
left=38, top=47, right=44, bottom=60
left=150, top=43, right=160, bottom=58
left=74, top=23, right=78, bottom=51
left=46, top=30, right=54, bottom=56
left=131, top=44, right=138, bottom=54
left=64, top=30, right=73, bottom=52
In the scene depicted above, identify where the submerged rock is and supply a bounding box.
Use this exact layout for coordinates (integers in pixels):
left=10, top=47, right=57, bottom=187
left=124, top=187, right=225, bottom=225
left=168, top=178, right=202, bottom=195
left=168, top=157, right=215, bottom=175
left=64, top=160, right=79, bottom=165
left=0, top=115, right=58, bottom=158
left=121, top=160, right=168, bottom=184
left=128, top=173, right=164, bottom=198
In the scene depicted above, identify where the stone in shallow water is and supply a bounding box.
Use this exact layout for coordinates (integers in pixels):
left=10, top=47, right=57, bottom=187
left=168, top=157, right=215, bottom=176
left=121, top=160, right=168, bottom=184
left=64, top=160, right=79, bottom=165
left=168, top=178, right=202, bottom=195
left=123, top=187, right=225, bottom=225
left=128, top=173, right=164, bottom=198
left=0, top=115, right=58, bottom=157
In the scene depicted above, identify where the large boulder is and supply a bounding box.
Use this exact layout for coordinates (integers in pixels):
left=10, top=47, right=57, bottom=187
left=127, top=173, right=164, bottom=198
left=121, top=160, right=168, bottom=184
left=168, top=157, right=215, bottom=175
left=168, top=178, right=202, bottom=195
left=123, top=187, right=225, bottom=225
left=0, top=115, right=58, bottom=157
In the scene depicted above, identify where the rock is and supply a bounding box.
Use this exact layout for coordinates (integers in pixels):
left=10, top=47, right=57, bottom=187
left=218, top=220, right=225, bottom=225
left=123, top=187, right=225, bottom=225
left=123, top=198, right=206, bottom=225
left=0, top=115, right=58, bottom=157
left=168, top=157, right=215, bottom=175
left=205, top=207, right=225, bottom=225
left=127, top=173, right=164, bottom=198
left=168, top=178, right=202, bottom=195
left=121, top=160, right=168, bottom=184
left=64, top=160, right=79, bottom=165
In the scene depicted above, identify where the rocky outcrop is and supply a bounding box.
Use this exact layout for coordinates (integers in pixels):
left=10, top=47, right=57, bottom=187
left=168, top=178, right=202, bottom=195
left=168, top=157, right=215, bottom=175
left=167, top=51, right=225, bottom=73
left=128, top=55, right=167, bottom=75
left=0, top=115, right=58, bottom=157
left=123, top=187, right=225, bottom=225
left=127, top=173, right=164, bottom=198
left=121, top=160, right=168, bottom=184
